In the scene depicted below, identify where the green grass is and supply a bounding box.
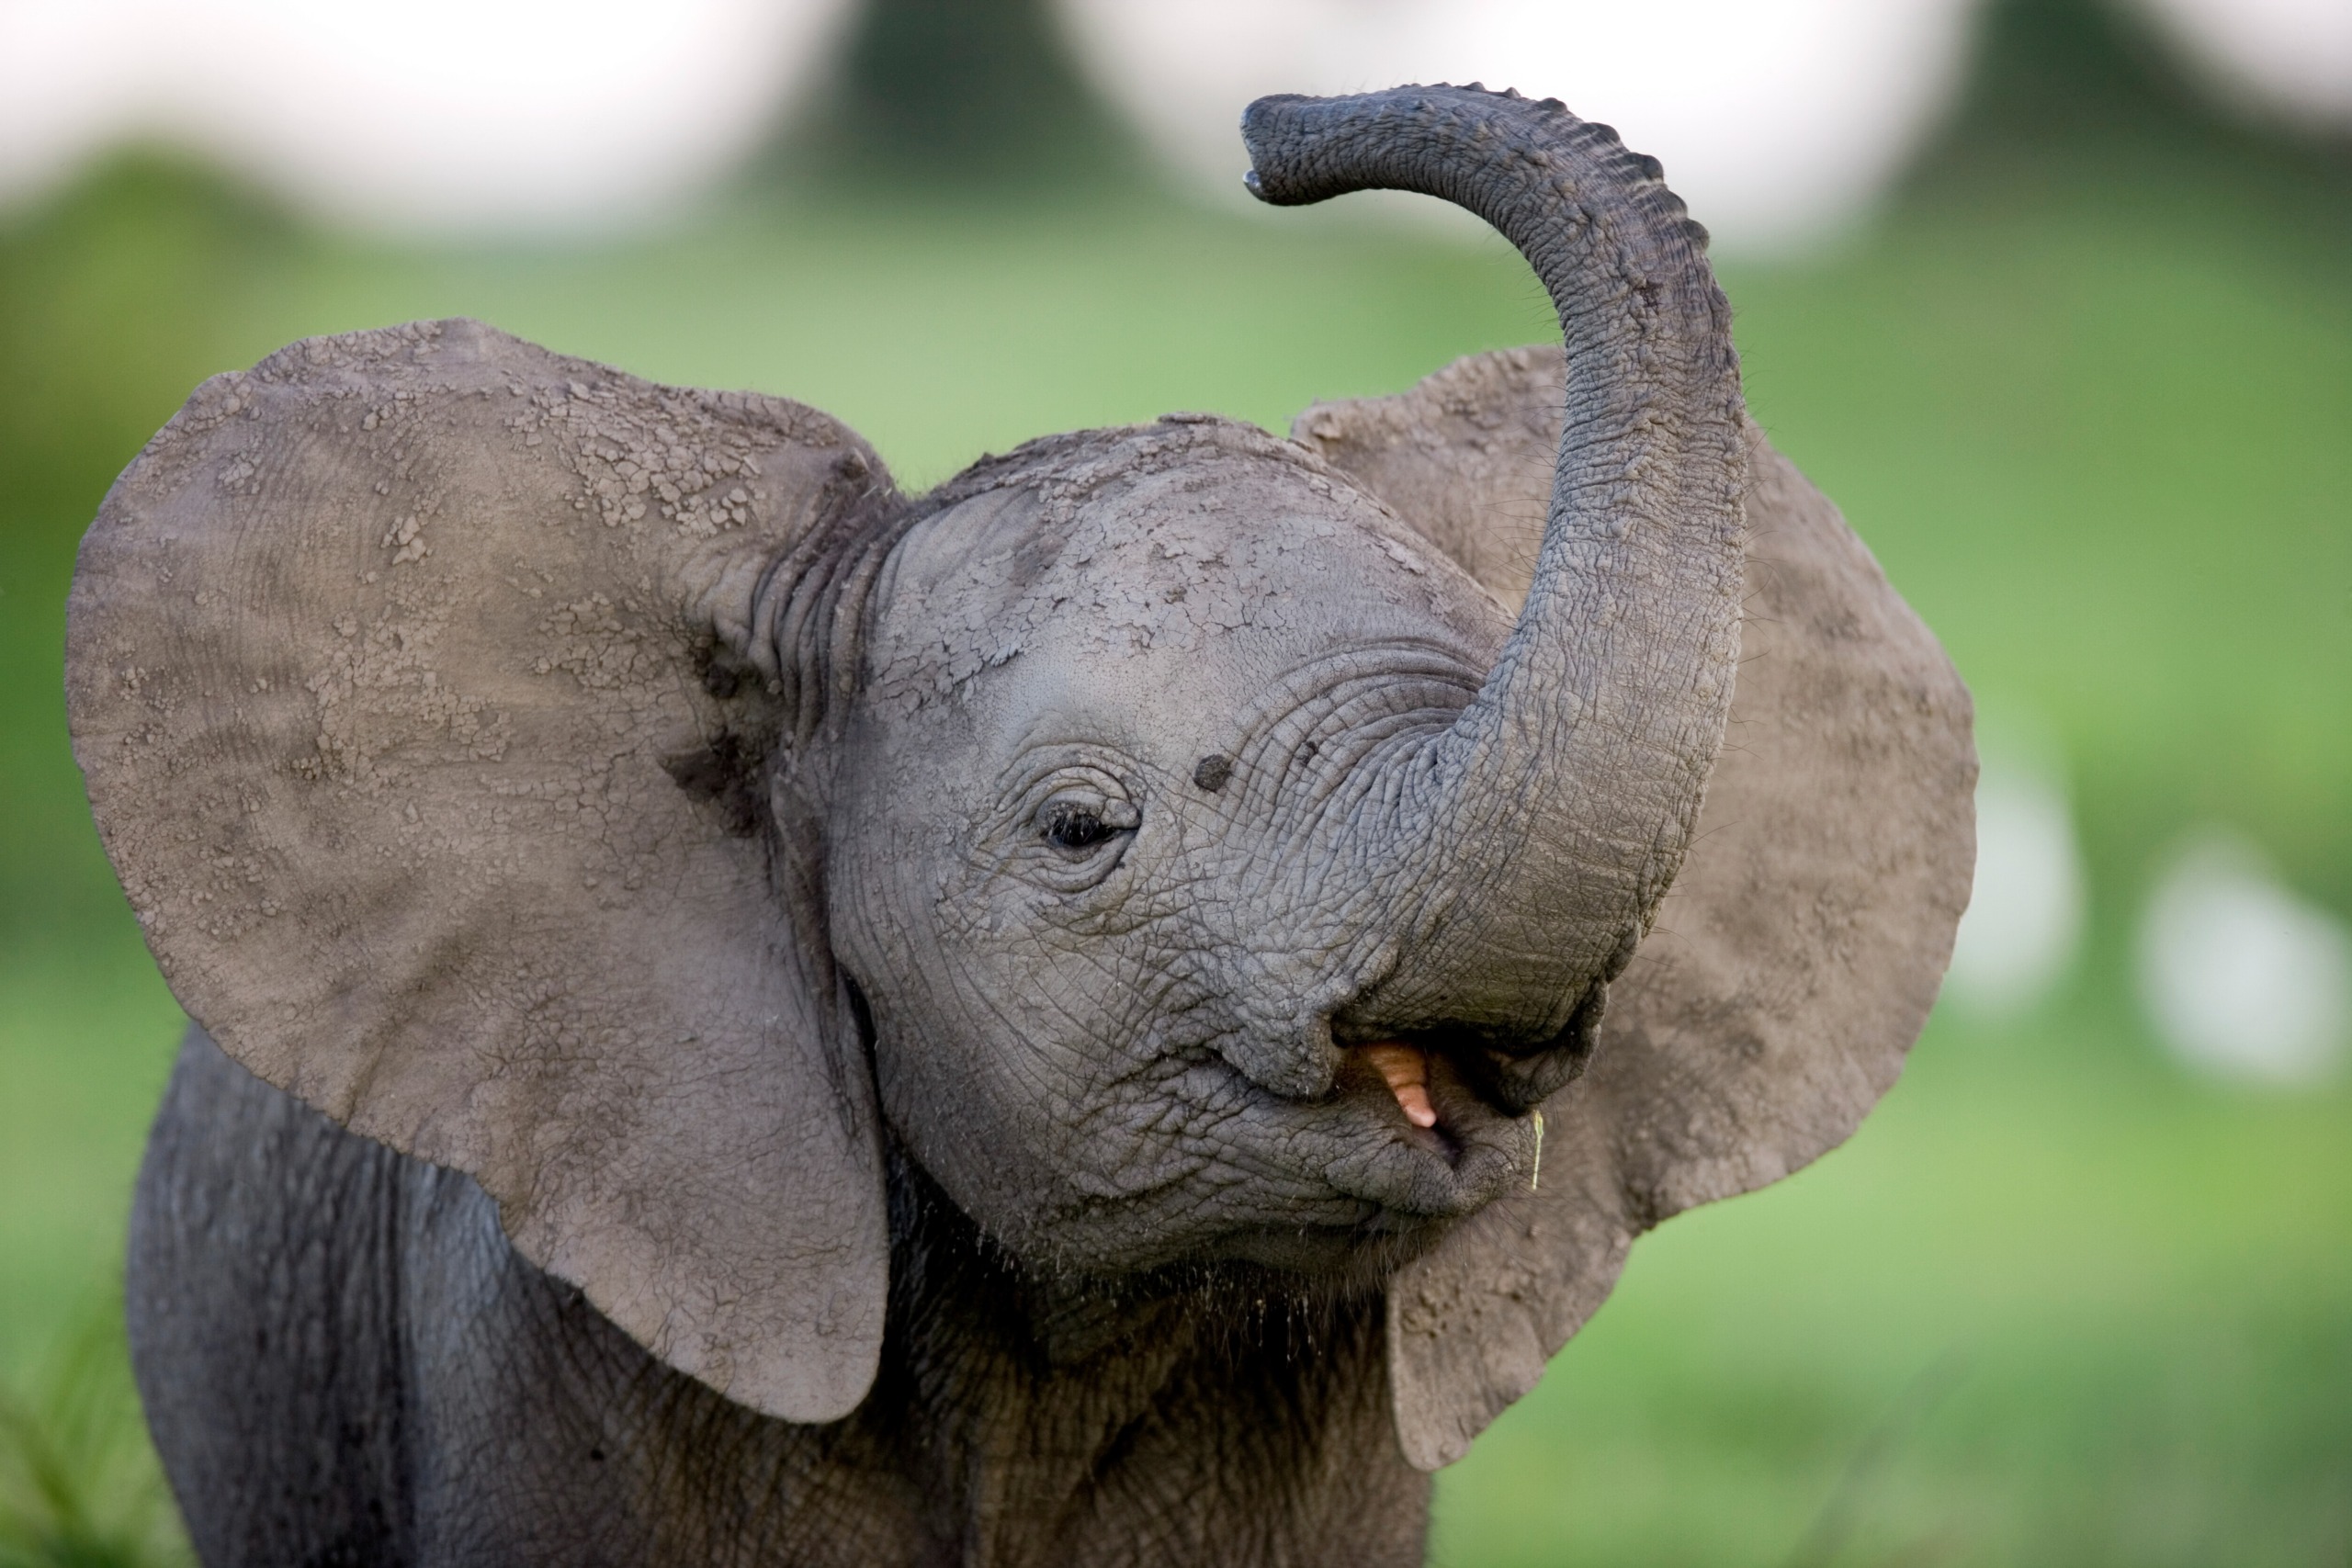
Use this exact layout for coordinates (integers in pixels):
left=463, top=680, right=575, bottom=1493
left=2, top=130, right=2347, bottom=1562
left=0, top=941, right=179, bottom=1388
left=0, top=1297, right=187, bottom=1568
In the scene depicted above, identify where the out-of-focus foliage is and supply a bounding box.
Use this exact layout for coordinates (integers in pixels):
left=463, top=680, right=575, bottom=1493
left=768, top=0, right=1141, bottom=189
left=1851, top=0, right=2351, bottom=924
left=0, top=1303, right=186, bottom=1568
left=0, top=0, right=2345, bottom=1562
left=0, top=157, right=306, bottom=948
left=1932, top=0, right=2352, bottom=171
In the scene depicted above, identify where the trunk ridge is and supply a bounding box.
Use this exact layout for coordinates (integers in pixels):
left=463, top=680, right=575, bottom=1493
left=1243, top=85, right=1747, bottom=1085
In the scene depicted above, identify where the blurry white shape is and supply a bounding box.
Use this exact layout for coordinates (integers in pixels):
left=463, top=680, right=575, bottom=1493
left=2127, top=0, right=2352, bottom=129
left=1945, top=737, right=2086, bottom=1018
left=1052, top=0, right=1980, bottom=253
left=2140, top=829, right=2352, bottom=1088
left=0, top=0, right=857, bottom=231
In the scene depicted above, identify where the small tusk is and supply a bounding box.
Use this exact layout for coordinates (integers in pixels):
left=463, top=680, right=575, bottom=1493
left=1531, top=1109, right=1544, bottom=1190
left=1362, top=1042, right=1437, bottom=1129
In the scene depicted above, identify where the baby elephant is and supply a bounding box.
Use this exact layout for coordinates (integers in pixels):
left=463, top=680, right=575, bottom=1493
left=68, top=85, right=1973, bottom=1566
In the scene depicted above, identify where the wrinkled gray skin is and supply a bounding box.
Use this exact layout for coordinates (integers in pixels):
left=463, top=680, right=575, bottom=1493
left=71, top=87, right=1973, bottom=1566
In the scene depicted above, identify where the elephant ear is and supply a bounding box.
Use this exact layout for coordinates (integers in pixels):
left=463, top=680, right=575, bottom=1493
left=1295, top=345, right=1975, bottom=1470
left=68, top=320, right=893, bottom=1423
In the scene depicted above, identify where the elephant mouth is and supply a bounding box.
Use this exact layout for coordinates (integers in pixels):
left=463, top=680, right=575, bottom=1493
left=972, top=1030, right=1550, bottom=1283
left=1161, top=993, right=1590, bottom=1280
left=1293, top=1036, right=1546, bottom=1227
left=1192, top=1045, right=1533, bottom=1278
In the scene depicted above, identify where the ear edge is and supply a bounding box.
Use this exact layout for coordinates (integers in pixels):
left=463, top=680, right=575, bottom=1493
left=68, top=320, right=897, bottom=1426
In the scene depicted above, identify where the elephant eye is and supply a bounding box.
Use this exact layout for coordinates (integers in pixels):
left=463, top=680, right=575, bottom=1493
left=1043, top=804, right=1114, bottom=852
left=1034, top=789, right=1138, bottom=858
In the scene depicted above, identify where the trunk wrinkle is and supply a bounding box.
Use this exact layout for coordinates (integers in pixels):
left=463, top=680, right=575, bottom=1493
left=1242, top=85, right=1746, bottom=1053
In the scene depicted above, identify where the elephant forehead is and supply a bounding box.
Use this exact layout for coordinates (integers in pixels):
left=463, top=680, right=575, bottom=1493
left=867, top=451, right=1504, bottom=725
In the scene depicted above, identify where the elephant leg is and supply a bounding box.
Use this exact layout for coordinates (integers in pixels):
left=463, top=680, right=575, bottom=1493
left=127, top=1025, right=419, bottom=1567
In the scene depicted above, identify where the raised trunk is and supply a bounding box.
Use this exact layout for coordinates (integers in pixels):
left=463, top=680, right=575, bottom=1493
left=1243, top=86, right=1746, bottom=1098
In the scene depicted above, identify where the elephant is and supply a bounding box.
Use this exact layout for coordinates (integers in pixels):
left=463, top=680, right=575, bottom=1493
left=65, top=85, right=1973, bottom=1566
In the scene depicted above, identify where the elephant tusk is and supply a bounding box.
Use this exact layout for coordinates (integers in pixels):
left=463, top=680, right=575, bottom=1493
left=1361, top=1042, right=1437, bottom=1129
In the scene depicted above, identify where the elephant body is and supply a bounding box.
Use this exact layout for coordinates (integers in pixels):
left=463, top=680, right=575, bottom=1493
left=132, top=1031, right=1424, bottom=1566
left=73, top=87, right=1973, bottom=1566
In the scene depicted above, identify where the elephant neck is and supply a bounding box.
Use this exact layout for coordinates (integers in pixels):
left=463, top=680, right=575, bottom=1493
left=859, top=1153, right=1430, bottom=1562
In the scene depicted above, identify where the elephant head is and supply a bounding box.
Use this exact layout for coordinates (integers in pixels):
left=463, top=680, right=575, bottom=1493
left=67, top=86, right=1973, bottom=1471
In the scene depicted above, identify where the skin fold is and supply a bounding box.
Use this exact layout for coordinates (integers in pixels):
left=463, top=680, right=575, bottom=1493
left=69, top=85, right=1974, bottom=1565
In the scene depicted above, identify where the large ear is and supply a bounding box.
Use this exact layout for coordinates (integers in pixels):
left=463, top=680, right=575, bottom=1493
left=1295, top=346, right=1976, bottom=1470
left=68, top=320, right=893, bottom=1423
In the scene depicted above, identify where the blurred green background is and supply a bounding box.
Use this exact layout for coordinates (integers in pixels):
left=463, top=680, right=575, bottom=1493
left=2, top=0, right=2347, bottom=1562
